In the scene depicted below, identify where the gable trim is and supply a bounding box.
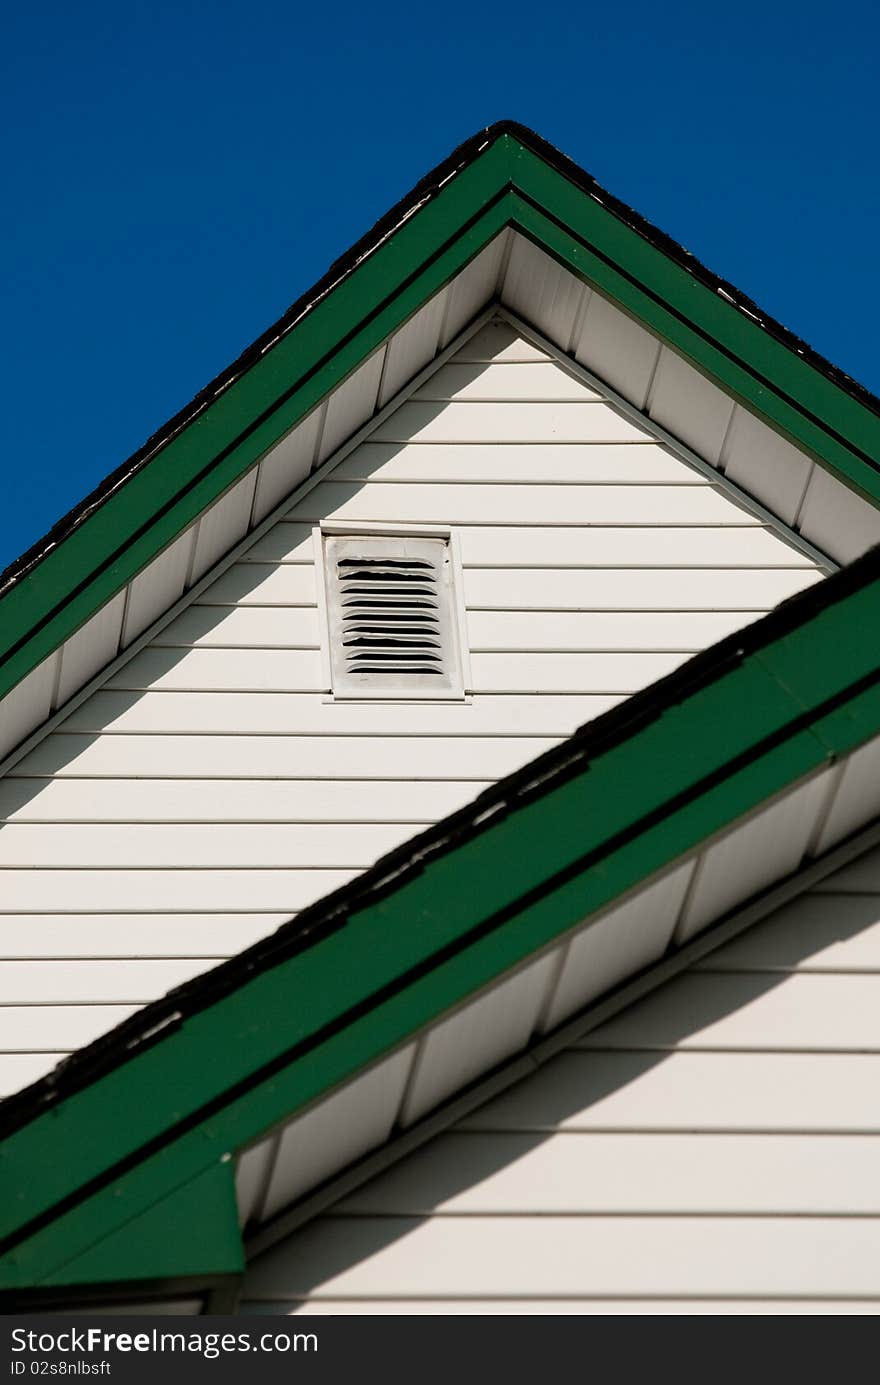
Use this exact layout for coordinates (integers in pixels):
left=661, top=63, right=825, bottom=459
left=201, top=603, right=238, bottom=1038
left=4, top=544, right=880, bottom=1296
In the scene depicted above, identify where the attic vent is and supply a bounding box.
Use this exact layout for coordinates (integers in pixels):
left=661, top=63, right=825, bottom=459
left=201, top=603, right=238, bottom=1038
left=324, top=534, right=464, bottom=698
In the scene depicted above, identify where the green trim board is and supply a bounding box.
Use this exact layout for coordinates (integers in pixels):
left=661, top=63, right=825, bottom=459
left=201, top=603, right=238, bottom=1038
left=2, top=122, right=880, bottom=708
left=4, top=542, right=880, bottom=1299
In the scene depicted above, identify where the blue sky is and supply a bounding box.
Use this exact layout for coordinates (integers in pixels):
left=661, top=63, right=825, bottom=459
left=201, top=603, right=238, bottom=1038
left=2, top=0, right=878, bottom=569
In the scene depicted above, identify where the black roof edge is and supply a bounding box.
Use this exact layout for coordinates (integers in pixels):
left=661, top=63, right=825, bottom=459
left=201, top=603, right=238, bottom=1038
left=3, top=537, right=880, bottom=1142
left=3, top=119, right=879, bottom=604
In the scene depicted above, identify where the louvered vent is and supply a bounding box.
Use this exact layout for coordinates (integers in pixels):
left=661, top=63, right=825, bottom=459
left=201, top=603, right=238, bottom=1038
left=325, top=535, right=462, bottom=696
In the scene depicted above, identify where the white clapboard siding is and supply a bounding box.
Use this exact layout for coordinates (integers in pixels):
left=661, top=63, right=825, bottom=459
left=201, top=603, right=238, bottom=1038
left=59, top=693, right=618, bottom=737
left=0, top=959, right=215, bottom=1003
left=0, top=916, right=288, bottom=957
left=245, top=1216, right=880, bottom=1299
left=0, top=327, right=826, bottom=1092
left=14, top=735, right=557, bottom=780
left=243, top=842, right=880, bottom=1313
left=0, top=1054, right=69, bottom=1097
left=0, top=778, right=491, bottom=824
left=247, top=520, right=815, bottom=567
left=295, top=481, right=757, bottom=526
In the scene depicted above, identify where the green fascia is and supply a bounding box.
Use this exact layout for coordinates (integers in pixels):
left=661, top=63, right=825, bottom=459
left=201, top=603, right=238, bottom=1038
left=3, top=129, right=880, bottom=708
left=4, top=564, right=880, bottom=1293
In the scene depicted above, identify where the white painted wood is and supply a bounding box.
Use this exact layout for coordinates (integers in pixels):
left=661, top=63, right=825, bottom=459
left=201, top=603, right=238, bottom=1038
left=106, top=648, right=326, bottom=692
left=0, top=1005, right=139, bottom=1051
left=154, top=605, right=320, bottom=649
left=371, top=401, right=649, bottom=445
left=814, top=735, right=880, bottom=853
left=121, top=529, right=195, bottom=647
left=462, top=568, right=820, bottom=609
left=0, top=655, right=57, bottom=759
left=247, top=522, right=814, bottom=567
left=415, top=362, right=595, bottom=402
left=813, top=843, right=880, bottom=892
left=648, top=348, right=734, bottom=464
left=722, top=408, right=814, bottom=525
left=540, top=863, right=695, bottom=1032
left=378, top=292, right=448, bottom=407
left=246, top=1215, right=880, bottom=1298
left=674, top=772, right=834, bottom=943
left=236, top=1138, right=277, bottom=1226
left=470, top=651, right=688, bottom=692
left=798, top=466, right=880, bottom=562
left=467, top=610, right=759, bottom=650
left=335, top=442, right=699, bottom=484
left=184, top=565, right=816, bottom=613
left=195, top=563, right=316, bottom=605
left=695, top=893, right=880, bottom=972
left=460, top=1049, right=880, bottom=1132
left=439, top=236, right=508, bottom=347
left=0, top=317, right=830, bottom=1094
left=501, top=234, right=586, bottom=346
left=55, top=593, right=126, bottom=709
left=296, top=480, right=760, bottom=526
left=337, top=1130, right=880, bottom=1215
left=574, top=292, right=660, bottom=409
left=263, top=1299, right=880, bottom=1315
left=60, top=692, right=616, bottom=736
left=0, top=822, right=422, bottom=869
left=16, top=734, right=557, bottom=780
left=0, top=916, right=283, bottom=957
left=0, top=870, right=356, bottom=912
left=454, top=320, right=549, bottom=363
left=0, top=777, right=489, bottom=824
left=399, top=952, right=561, bottom=1127
left=262, top=1045, right=416, bottom=1219
left=318, top=349, right=384, bottom=464
left=190, top=473, right=258, bottom=582
left=252, top=411, right=322, bottom=524
left=0, top=958, right=213, bottom=1003
left=578, top=972, right=880, bottom=1052
left=0, top=1053, right=68, bottom=1095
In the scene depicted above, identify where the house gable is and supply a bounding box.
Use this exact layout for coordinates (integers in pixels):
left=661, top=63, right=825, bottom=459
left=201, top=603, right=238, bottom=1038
left=0, top=318, right=825, bottom=1096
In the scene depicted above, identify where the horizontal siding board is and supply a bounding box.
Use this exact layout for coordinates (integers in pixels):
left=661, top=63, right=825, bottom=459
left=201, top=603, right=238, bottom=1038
left=0, top=778, right=488, bottom=825
left=197, top=564, right=316, bottom=606
left=466, top=610, right=760, bottom=651
left=260, top=1299, right=880, bottom=1316
left=337, top=1130, right=880, bottom=1215
left=154, top=606, right=321, bottom=649
left=0, top=916, right=283, bottom=957
left=293, top=481, right=758, bottom=525
left=694, top=893, right=880, bottom=972
left=197, top=564, right=818, bottom=610
left=0, top=822, right=420, bottom=869
left=413, top=362, right=596, bottom=402
left=334, top=442, right=695, bottom=484
left=468, top=651, right=689, bottom=692
left=246, top=1215, right=880, bottom=1297
left=106, top=648, right=326, bottom=692
left=246, top=521, right=814, bottom=568
left=0, top=869, right=357, bottom=912
left=371, top=401, right=649, bottom=445
left=453, top=321, right=549, bottom=363
left=459, top=1049, right=880, bottom=1133
left=0, top=1054, right=68, bottom=1097
left=578, top=972, right=880, bottom=1052
left=15, top=734, right=556, bottom=780
left=59, top=692, right=616, bottom=737
left=0, top=1005, right=139, bottom=1052
left=0, top=958, right=214, bottom=1003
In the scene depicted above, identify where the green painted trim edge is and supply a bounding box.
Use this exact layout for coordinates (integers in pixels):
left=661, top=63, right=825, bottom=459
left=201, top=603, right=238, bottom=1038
left=3, top=565, right=880, bottom=1288
left=3, top=129, right=880, bottom=710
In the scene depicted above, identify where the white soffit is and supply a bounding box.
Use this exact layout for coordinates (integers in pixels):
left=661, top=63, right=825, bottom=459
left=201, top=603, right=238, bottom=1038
left=238, top=722, right=880, bottom=1247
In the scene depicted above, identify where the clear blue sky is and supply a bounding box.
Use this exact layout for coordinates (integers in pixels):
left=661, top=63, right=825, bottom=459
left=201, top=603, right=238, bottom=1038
left=2, top=0, right=878, bottom=570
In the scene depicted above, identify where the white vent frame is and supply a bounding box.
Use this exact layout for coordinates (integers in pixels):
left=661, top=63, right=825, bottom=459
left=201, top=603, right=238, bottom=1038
left=315, top=522, right=471, bottom=701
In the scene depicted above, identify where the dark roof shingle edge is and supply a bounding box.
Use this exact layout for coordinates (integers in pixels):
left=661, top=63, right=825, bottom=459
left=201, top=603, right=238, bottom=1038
left=3, top=119, right=878, bottom=601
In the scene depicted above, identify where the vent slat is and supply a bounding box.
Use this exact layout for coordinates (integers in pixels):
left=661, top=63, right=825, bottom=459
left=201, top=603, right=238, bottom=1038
left=327, top=536, right=458, bottom=692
